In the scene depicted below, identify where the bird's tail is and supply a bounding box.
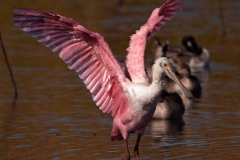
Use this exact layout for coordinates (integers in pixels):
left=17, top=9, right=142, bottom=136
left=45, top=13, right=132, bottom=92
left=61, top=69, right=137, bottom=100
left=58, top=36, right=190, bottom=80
left=110, top=126, right=124, bottom=141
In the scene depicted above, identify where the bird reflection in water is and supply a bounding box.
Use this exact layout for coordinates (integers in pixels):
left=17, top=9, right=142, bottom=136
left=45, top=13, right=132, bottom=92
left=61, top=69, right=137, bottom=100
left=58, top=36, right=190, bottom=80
left=150, top=118, right=185, bottom=144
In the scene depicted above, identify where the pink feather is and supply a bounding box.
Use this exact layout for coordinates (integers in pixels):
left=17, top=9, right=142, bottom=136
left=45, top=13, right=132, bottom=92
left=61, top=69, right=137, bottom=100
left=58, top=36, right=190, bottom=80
left=126, top=0, right=183, bottom=83
left=13, top=8, right=131, bottom=117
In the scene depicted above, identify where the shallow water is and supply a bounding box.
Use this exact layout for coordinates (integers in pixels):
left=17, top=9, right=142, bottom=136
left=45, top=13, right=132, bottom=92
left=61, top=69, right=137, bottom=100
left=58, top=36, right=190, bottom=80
left=0, top=0, right=240, bottom=159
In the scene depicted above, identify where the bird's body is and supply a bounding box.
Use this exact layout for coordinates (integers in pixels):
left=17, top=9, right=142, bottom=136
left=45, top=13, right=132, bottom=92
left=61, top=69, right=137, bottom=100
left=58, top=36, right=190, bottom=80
left=153, top=90, right=185, bottom=119
left=13, top=0, right=192, bottom=159
left=181, top=35, right=210, bottom=69
left=111, top=76, right=162, bottom=141
left=164, top=75, right=201, bottom=109
left=188, top=48, right=210, bottom=69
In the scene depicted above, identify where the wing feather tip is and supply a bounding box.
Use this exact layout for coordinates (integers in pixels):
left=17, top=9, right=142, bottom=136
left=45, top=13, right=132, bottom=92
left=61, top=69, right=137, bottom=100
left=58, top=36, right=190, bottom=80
left=13, top=6, right=133, bottom=118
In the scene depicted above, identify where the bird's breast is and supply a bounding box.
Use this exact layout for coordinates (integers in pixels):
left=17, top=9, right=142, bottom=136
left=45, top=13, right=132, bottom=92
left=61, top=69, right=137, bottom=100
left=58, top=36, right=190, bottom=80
left=127, top=84, right=157, bottom=107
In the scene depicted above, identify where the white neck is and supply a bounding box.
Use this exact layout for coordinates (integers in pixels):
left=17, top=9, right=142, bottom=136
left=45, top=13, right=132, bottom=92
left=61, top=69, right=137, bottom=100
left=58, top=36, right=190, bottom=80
left=149, top=62, right=165, bottom=99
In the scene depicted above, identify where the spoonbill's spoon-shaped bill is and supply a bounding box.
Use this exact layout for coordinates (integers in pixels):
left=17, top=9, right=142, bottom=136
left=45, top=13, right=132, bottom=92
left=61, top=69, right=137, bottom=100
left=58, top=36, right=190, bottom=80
left=12, top=0, right=186, bottom=159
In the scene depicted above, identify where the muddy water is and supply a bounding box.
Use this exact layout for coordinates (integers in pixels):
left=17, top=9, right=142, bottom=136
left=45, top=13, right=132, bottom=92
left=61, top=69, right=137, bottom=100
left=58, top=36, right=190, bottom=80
left=0, top=0, right=240, bottom=159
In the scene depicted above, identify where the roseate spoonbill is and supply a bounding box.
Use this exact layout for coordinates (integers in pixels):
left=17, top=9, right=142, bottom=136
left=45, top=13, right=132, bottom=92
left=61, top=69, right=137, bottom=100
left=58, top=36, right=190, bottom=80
left=13, top=0, right=192, bottom=159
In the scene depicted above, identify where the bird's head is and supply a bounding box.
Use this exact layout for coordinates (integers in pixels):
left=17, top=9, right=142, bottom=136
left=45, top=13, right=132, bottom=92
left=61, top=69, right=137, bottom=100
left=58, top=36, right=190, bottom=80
left=152, top=37, right=169, bottom=58
left=158, top=57, right=193, bottom=99
left=182, top=35, right=202, bottom=55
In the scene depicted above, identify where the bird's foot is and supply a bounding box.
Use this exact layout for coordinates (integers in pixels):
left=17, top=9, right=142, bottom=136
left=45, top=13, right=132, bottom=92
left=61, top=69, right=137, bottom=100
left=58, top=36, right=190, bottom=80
left=134, top=150, right=139, bottom=160
left=126, top=153, right=131, bottom=160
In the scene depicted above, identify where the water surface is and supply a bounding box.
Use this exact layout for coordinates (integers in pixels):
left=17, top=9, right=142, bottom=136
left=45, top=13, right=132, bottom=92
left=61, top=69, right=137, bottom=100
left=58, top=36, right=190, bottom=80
left=0, top=0, right=240, bottom=159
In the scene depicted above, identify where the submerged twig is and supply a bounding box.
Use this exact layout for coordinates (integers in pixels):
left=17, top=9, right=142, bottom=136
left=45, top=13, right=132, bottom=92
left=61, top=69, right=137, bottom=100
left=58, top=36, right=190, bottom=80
left=0, top=56, right=5, bottom=61
left=0, top=30, right=18, bottom=101
left=7, top=0, right=16, bottom=9
left=218, top=0, right=227, bottom=37
left=119, top=0, right=124, bottom=5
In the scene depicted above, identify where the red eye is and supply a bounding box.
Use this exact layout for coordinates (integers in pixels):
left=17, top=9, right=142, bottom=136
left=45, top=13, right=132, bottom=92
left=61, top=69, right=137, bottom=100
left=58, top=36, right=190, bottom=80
left=164, top=63, right=168, bottom=67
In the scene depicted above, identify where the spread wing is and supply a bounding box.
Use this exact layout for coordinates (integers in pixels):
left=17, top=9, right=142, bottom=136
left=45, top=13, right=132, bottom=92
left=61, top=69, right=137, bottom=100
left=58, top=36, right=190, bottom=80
left=13, top=8, right=131, bottom=117
left=126, top=0, right=183, bottom=83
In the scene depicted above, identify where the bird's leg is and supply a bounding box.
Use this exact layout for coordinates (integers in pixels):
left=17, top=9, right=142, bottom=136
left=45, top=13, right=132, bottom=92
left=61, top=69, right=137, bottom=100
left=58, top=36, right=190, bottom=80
left=125, top=140, right=131, bottom=160
left=134, top=134, right=142, bottom=160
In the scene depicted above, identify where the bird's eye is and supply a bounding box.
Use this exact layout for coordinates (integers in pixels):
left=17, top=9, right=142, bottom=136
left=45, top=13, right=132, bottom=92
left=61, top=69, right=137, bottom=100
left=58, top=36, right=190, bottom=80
left=164, top=63, right=168, bottom=67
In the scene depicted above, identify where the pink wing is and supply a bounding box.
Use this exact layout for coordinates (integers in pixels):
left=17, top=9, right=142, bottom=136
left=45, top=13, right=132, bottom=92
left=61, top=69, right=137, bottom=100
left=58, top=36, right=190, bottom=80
left=13, top=8, right=131, bottom=117
left=126, top=0, right=183, bottom=83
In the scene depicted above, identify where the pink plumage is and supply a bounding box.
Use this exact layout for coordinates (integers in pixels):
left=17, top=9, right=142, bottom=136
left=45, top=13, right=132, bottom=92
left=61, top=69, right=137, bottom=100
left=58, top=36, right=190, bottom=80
left=126, top=0, right=183, bottom=83
left=13, top=0, right=185, bottom=159
left=13, top=8, right=130, bottom=118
